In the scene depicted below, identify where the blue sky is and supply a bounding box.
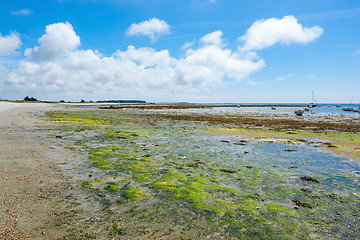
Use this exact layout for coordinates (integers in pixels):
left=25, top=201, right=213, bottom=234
left=0, top=0, right=359, bottom=103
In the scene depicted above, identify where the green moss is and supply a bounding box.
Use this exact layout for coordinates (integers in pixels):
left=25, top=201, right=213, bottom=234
left=308, top=220, right=327, bottom=226
left=121, top=185, right=146, bottom=202
left=47, top=111, right=110, bottom=125
left=133, top=173, right=153, bottom=183
left=106, top=182, right=122, bottom=192
left=82, top=181, right=93, bottom=188
left=265, top=203, right=299, bottom=216
left=128, top=161, right=153, bottom=173
left=46, top=109, right=360, bottom=239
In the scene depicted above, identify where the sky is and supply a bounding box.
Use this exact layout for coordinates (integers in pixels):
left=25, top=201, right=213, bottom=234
left=0, top=0, right=359, bottom=103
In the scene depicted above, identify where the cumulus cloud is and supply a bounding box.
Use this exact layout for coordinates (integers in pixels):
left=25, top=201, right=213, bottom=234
left=4, top=22, right=265, bottom=100
left=240, top=15, right=323, bottom=51
left=0, top=32, right=22, bottom=56
left=10, top=9, right=32, bottom=16
left=200, top=31, right=224, bottom=47
left=24, top=22, right=80, bottom=61
left=126, top=18, right=170, bottom=42
left=2, top=16, right=323, bottom=101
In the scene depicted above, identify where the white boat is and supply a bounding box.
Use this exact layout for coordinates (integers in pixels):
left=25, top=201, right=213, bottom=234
left=294, top=108, right=305, bottom=116
left=308, top=91, right=317, bottom=108
left=336, top=104, right=342, bottom=107
left=271, top=107, right=276, bottom=110
left=343, top=97, right=354, bottom=112
left=304, top=107, right=310, bottom=111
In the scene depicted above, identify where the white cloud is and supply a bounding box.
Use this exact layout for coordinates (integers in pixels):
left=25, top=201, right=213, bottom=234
left=126, top=18, right=170, bottom=42
left=0, top=32, right=22, bottom=56
left=240, top=15, right=323, bottom=51
left=276, top=76, right=285, bottom=81
left=24, top=22, right=80, bottom=61
left=10, top=9, right=32, bottom=16
left=181, top=40, right=195, bottom=51
left=1, top=16, right=322, bottom=101
left=3, top=22, right=265, bottom=100
left=200, top=31, right=224, bottom=47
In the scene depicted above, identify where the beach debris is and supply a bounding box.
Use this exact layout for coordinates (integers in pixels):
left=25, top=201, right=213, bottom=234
left=300, top=188, right=312, bottom=193
left=322, top=142, right=338, bottom=148
left=292, top=199, right=312, bottom=209
left=328, top=193, right=344, bottom=203
left=284, top=149, right=297, bottom=152
left=188, top=161, right=205, bottom=168
left=300, top=176, right=320, bottom=183
left=296, top=139, right=314, bottom=144
left=220, top=169, right=237, bottom=174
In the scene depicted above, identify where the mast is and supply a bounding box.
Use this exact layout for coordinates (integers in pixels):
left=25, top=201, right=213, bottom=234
left=312, top=90, right=317, bottom=105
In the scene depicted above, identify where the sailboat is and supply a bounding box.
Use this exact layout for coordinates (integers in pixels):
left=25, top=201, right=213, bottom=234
left=308, top=91, right=317, bottom=108
left=342, top=97, right=353, bottom=111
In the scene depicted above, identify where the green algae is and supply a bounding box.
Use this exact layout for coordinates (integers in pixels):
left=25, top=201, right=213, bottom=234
left=265, top=203, right=299, bottom=216
left=45, top=109, right=360, bottom=239
left=120, top=185, right=147, bottom=202
left=81, top=181, right=93, bottom=188
left=106, top=182, right=122, bottom=192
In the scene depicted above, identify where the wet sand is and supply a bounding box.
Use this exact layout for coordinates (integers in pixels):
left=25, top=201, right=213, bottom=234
left=0, top=103, right=71, bottom=239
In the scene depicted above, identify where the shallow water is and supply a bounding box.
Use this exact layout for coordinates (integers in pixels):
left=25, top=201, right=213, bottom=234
left=157, top=105, right=360, bottom=116
left=48, top=111, right=360, bottom=239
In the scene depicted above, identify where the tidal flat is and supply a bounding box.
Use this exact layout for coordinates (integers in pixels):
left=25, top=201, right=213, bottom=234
left=44, top=108, right=360, bottom=239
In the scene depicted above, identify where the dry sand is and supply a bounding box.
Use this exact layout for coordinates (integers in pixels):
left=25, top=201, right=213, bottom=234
left=0, top=102, right=73, bottom=239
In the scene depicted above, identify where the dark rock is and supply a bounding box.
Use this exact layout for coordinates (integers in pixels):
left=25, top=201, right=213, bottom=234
left=300, top=176, right=320, bottom=183
left=220, top=169, right=237, bottom=174
left=292, top=199, right=312, bottom=208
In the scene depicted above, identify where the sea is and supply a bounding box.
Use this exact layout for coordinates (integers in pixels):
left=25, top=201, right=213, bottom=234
left=179, top=103, right=360, bottom=116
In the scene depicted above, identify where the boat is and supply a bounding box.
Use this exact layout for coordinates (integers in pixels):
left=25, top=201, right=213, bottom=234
left=343, top=106, right=353, bottom=111
left=304, top=107, right=310, bottom=111
left=343, top=97, right=354, bottom=111
left=308, top=91, right=317, bottom=108
left=328, top=105, right=331, bottom=107
left=294, top=108, right=305, bottom=116
left=353, top=109, right=359, bottom=112
left=271, top=107, right=276, bottom=110
left=336, top=104, right=342, bottom=107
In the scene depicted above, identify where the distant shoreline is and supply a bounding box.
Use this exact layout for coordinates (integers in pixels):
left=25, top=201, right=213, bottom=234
left=99, top=104, right=306, bottom=109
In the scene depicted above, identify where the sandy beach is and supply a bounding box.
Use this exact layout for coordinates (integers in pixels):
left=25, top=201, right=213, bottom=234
left=0, top=103, right=73, bottom=239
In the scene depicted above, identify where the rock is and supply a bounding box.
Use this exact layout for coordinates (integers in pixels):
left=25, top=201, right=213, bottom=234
left=300, top=176, right=320, bottom=183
